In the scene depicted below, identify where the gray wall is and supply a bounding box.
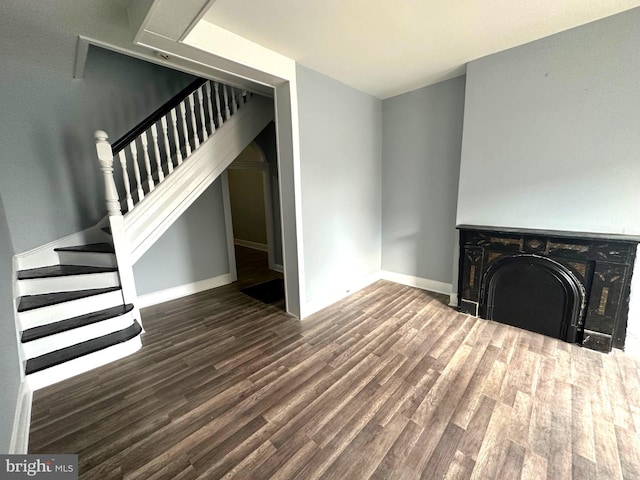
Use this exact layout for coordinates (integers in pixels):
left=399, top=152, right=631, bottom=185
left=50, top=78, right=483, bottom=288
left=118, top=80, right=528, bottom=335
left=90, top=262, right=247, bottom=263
left=0, top=44, right=195, bottom=253
left=296, top=65, right=382, bottom=303
left=133, top=180, right=230, bottom=296
left=0, top=193, right=20, bottom=453
left=228, top=167, right=268, bottom=245
left=381, top=76, right=466, bottom=284
left=457, top=8, right=640, bottom=235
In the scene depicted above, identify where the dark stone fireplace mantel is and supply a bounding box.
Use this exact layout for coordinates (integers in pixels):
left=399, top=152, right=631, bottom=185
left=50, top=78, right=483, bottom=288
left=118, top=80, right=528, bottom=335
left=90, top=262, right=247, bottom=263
left=457, top=225, right=639, bottom=352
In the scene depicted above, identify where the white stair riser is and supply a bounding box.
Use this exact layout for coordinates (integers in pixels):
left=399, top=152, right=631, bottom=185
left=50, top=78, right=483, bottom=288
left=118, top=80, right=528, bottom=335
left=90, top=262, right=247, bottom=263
left=19, top=290, right=123, bottom=330
left=21, top=313, right=135, bottom=359
left=17, top=272, right=120, bottom=296
left=26, top=336, right=142, bottom=391
left=56, top=252, right=117, bottom=268
left=16, top=226, right=111, bottom=270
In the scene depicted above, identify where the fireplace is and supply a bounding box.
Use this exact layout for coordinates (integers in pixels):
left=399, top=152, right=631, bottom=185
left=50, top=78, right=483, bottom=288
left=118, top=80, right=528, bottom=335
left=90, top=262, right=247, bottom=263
left=457, top=225, right=639, bottom=352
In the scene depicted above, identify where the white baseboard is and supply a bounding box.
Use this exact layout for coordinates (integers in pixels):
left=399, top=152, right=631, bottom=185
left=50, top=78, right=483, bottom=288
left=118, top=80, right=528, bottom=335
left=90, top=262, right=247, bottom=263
left=137, top=273, right=235, bottom=308
left=302, top=271, right=382, bottom=319
left=9, top=381, right=32, bottom=454
left=380, top=271, right=453, bottom=296
left=302, top=271, right=456, bottom=319
left=449, top=292, right=459, bottom=307
left=234, top=239, right=268, bottom=252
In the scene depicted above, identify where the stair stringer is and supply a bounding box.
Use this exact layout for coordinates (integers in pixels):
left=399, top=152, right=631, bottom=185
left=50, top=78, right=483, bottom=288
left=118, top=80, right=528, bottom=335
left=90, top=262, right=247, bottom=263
left=124, top=95, right=274, bottom=264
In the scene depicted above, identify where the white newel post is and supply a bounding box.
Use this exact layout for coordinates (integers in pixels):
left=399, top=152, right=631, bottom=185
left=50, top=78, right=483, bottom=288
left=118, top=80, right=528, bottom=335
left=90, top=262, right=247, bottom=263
left=94, top=130, right=142, bottom=329
left=95, top=131, right=122, bottom=216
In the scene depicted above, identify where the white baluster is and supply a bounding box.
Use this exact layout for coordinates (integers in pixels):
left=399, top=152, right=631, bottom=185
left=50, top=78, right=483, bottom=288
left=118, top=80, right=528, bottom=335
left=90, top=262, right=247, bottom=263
left=129, top=141, right=144, bottom=202
left=197, top=87, right=208, bottom=141
left=223, top=85, right=231, bottom=120
left=230, top=88, right=238, bottom=114
left=117, top=150, right=135, bottom=211
left=179, top=101, right=192, bottom=157
left=214, top=83, right=224, bottom=126
left=205, top=82, right=216, bottom=134
left=94, top=131, right=121, bottom=216
left=160, top=116, right=173, bottom=174
left=139, top=132, right=155, bottom=192
left=188, top=93, right=200, bottom=149
left=239, top=89, right=246, bottom=106
left=170, top=108, right=183, bottom=166
left=150, top=124, right=164, bottom=182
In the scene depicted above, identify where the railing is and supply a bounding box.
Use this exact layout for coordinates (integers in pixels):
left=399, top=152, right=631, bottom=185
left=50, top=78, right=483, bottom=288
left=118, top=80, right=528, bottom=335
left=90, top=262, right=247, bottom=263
left=95, top=79, right=252, bottom=215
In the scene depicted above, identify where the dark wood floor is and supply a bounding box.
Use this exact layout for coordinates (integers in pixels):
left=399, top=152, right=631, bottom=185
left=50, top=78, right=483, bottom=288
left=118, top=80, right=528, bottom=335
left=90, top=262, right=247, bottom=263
left=233, top=245, right=283, bottom=291
left=29, top=264, right=640, bottom=478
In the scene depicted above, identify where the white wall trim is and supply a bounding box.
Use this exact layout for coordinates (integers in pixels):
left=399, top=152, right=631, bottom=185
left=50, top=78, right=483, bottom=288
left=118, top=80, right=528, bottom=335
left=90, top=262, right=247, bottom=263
left=9, top=381, right=32, bottom=454
left=449, top=292, right=459, bottom=308
left=303, top=271, right=382, bottom=318
left=260, top=147, right=278, bottom=273
left=73, top=36, right=90, bottom=79
left=234, top=239, right=268, bottom=252
left=137, top=273, right=235, bottom=308
left=380, top=270, right=453, bottom=296
left=229, top=142, right=279, bottom=276
left=221, top=171, right=238, bottom=282
left=12, top=255, right=26, bottom=379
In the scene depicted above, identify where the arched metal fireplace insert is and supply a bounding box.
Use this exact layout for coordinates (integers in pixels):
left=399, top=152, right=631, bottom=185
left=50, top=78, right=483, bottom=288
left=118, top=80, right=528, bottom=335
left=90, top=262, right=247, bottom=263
left=480, top=255, right=585, bottom=343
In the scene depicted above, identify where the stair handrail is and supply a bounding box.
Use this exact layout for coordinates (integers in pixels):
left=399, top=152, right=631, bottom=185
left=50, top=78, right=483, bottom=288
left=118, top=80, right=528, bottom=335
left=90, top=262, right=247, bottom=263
left=112, top=78, right=207, bottom=155
left=96, top=79, right=251, bottom=216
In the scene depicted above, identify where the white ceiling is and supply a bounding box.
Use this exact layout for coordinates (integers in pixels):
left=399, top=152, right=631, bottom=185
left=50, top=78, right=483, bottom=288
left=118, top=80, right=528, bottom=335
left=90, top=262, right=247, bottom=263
left=202, top=0, right=640, bottom=99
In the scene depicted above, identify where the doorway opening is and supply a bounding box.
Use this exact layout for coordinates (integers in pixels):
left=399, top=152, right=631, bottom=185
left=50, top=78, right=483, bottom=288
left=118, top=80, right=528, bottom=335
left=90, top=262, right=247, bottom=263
left=225, top=132, right=285, bottom=308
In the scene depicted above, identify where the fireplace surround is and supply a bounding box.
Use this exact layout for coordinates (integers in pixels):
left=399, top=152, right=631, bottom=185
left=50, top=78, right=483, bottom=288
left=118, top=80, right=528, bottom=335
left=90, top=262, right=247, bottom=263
left=457, top=225, right=639, bottom=352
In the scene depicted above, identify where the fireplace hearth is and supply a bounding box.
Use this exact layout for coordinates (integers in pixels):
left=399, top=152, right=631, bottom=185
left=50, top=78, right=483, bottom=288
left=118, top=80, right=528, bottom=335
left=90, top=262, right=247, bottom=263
left=457, top=225, right=639, bottom=352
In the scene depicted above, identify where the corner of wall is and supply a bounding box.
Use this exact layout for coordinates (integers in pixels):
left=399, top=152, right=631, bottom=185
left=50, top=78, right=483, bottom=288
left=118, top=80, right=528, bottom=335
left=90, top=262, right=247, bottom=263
left=301, top=271, right=381, bottom=319
left=9, top=381, right=32, bottom=454
left=380, top=270, right=453, bottom=297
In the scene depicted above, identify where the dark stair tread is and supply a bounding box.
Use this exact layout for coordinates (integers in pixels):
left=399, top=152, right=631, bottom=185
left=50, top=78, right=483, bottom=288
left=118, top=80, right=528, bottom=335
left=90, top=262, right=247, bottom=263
left=21, top=304, right=134, bottom=343
left=18, top=264, right=117, bottom=280
left=54, top=243, right=115, bottom=254
left=18, top=287, right=121, bottom=312
left=25, top=320, right=142, bottom=375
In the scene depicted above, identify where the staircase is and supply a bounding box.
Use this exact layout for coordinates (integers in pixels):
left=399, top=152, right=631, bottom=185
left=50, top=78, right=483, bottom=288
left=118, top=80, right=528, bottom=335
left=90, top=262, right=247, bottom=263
left=15, top=78, right=274, bottom=390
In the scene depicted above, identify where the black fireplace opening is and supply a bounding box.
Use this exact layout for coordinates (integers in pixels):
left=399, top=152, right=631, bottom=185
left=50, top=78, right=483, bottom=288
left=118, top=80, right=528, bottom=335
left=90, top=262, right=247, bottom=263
left=480, top=255, right=585, bottom=343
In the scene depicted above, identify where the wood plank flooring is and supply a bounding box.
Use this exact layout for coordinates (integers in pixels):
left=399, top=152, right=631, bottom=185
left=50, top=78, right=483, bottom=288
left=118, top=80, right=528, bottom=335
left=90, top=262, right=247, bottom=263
left=233, top=245, right=283, bottom=291
left=29, top=277, right=640, bottom=479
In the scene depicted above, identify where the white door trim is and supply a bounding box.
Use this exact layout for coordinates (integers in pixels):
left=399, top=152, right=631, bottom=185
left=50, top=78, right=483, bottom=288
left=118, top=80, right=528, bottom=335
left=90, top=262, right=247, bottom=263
left=227, top=142, right=278, bottom=272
